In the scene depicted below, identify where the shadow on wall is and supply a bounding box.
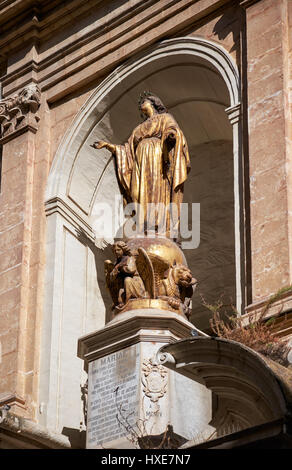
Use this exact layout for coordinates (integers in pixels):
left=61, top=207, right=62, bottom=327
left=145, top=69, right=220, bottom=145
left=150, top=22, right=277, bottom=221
left=183, top=140, right=236, bottom=331
left=76, top=227, right=114, bottom=324
left=62, top=427, right=86, bottom=449
left=212, top=4, right=241, bottom=65
left=37, top=0, right=130, bottom=57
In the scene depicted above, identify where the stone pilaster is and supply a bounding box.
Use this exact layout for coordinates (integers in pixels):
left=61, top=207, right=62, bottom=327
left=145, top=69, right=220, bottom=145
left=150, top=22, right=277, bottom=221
left=0, top=83, right=42, bottom=417
left=243, top=0, right=291, bottom=302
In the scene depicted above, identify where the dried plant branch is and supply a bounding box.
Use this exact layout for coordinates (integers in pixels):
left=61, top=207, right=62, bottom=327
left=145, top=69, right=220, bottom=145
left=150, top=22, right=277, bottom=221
left=114, top=390, right=183, bottom=449
left=201, top=290, right=290, bottom=367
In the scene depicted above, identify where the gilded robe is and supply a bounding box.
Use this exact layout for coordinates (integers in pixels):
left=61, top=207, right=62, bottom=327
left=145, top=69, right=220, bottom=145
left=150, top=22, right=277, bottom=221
left=114, top=112, right=191, bottom=235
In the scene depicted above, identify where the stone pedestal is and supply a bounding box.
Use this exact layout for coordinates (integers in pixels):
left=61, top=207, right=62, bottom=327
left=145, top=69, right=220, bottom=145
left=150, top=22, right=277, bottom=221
left=77, top=309, right=213, bottom=449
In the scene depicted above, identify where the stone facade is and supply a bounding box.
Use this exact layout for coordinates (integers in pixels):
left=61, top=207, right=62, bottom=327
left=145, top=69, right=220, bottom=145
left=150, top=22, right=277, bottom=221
left=0, top=0, right=291, bottom=448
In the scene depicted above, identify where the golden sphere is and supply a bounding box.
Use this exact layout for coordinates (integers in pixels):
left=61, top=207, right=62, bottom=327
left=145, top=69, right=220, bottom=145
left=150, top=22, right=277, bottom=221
left=126, top=236, right=186, bottom=272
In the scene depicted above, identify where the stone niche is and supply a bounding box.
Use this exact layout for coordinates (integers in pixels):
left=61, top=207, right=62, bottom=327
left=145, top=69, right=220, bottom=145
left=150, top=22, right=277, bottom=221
left=43, top=38, right=240, bottom=441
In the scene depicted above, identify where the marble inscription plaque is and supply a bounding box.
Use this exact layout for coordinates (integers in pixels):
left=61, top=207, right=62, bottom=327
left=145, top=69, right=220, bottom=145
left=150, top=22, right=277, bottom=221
left=87, top=344, right=140, bottom=447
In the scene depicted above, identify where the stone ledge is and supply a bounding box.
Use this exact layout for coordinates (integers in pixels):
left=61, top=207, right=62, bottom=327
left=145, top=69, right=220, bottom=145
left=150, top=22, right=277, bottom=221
left=244, top=291, right=292, bottom=338
left=182, top=417, right=290, bottom=449
left=0, top=411, right=71, bottom=449
left=0, top=0, right=235, bottom=100
left=240, top=0, right=262, bottom=8
left=44, top=196, right=94, bottom=239
left=0, top=393, right=26, bottom=410
left=0, top=123, right=38, bottom=145
left=77, top=309, right=201, bottom=365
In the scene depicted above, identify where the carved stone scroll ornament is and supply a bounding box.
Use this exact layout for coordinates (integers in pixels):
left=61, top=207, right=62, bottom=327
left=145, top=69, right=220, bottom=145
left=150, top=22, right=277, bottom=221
left=0, top=84, right=41, bottom=143
left=141, top=358, right=168, bottom=414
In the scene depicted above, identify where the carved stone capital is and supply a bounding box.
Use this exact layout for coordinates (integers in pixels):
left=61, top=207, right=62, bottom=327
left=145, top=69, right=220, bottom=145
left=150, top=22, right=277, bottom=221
left=0, top=83, right=41, bottom=144
left=225, top=103, right=241, bottom=125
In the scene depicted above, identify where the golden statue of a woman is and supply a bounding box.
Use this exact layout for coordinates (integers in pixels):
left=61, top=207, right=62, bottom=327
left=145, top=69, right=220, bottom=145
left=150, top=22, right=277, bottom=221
left=92, top=92, right=191, bottom=235
left=92, top=93, right=197, bottom=318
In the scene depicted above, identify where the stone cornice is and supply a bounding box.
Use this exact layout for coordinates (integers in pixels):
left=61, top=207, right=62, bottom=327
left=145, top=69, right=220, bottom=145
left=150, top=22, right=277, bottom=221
left=44, top=196, right=95, bottom=239
left=239, top=0, right=263, bottom=8
left=77, top=309, right=196, bottom=365
left=0, top=411, right=71, bottom=449
left=0, top=0, right=161, bottom=58
left=244, top=291, right=292, bottom=338
left=0, top=0, right=236, bottom=101
left=0, top=0, right=36, bottom=23
left=0, top=0, right=160, bottom=92
left=0, top=393, right=26, bottom=409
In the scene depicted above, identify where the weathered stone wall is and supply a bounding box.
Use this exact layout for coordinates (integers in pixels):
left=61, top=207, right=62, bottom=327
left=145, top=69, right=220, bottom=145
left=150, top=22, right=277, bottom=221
left=246, top=0, right=290, bottom=299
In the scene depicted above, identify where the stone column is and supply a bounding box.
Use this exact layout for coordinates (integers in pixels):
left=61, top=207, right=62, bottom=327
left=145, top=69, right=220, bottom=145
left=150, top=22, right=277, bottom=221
left=78, top=309, right=213, bottom=449
left=225, top=103, right=243, bottom=314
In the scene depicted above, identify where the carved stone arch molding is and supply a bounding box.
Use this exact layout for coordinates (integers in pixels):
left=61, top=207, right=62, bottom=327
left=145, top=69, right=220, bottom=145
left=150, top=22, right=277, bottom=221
left=41, top=37, right=242, bottom=440
left=157, top=337, right=292, bottom=446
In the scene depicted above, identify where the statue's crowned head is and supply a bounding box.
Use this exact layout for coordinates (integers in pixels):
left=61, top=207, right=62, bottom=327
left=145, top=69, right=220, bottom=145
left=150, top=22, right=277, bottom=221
left=138, top=91, right=167, bottom=119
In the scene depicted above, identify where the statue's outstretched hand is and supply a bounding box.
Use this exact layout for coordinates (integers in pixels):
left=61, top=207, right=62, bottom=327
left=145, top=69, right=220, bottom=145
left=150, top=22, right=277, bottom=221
left=91, top=140, right=116, bottom=153
left=91, top=140, right=107, bottom=149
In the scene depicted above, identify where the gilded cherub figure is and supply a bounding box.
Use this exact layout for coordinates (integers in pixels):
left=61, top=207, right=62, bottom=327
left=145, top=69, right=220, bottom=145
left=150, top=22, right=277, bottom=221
left=104, top=241, right=154, bottom=310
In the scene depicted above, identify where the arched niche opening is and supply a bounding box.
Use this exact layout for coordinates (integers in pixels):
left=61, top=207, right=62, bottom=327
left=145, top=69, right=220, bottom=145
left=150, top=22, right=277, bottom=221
left=42, top=37, right=241, bottom=438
